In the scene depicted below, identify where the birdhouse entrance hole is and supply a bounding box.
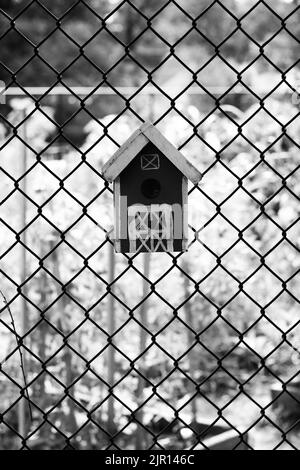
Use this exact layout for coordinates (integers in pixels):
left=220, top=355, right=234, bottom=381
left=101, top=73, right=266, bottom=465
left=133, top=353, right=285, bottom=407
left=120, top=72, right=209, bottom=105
left=141, top=178, right=161, bottom=199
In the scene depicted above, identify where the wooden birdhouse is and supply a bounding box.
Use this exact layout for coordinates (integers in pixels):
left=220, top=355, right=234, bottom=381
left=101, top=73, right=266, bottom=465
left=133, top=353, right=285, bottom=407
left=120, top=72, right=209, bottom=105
left=103, top=122, right=202, bottom=253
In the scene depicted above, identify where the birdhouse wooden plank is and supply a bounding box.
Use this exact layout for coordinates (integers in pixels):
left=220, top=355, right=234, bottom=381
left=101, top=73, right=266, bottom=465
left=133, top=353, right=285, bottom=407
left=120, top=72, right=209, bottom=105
left=103, top=122, right=202, bottom=254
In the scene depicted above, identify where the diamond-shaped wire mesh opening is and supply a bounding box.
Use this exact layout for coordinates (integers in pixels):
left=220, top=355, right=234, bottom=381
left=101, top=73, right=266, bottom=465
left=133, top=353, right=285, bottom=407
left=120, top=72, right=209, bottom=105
left=0, top=0, right=300, bottom=451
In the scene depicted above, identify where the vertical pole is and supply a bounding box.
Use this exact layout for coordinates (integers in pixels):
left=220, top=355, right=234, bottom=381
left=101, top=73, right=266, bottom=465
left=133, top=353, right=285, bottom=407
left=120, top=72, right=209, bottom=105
left=51, top=238, right=77, bottom=436
left=148, top=93, right=155, bottom=122
left=135, top=252, right=150, bottom=450
left=107, top=240, right=116, bottom=436
left=37, top=240, right=47, bottom=438
left=18, top=109, right=28, bottom=440
left=182, top=259, right=197, bottom=423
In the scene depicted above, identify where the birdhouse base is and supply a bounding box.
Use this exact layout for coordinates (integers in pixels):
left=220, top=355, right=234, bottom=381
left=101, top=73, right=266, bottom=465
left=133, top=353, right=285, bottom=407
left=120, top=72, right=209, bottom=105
left=115, top=239, right=188, bottom=254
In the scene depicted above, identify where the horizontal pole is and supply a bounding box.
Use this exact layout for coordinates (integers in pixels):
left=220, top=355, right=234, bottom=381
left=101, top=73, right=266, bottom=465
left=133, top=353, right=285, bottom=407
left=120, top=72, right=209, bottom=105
left=1, top=85, right=295, bottom=97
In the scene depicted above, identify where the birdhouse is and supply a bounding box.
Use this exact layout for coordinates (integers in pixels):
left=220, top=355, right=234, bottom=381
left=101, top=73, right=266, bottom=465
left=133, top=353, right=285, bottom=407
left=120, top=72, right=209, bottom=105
left=103, top=122, right=202, bottom=253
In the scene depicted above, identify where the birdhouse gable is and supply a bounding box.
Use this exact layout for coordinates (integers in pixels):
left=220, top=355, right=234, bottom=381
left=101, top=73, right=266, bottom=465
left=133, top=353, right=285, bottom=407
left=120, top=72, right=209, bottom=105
left=102, top=122, right=202, bottom=185
left=119, top=141, right=184, bottom=208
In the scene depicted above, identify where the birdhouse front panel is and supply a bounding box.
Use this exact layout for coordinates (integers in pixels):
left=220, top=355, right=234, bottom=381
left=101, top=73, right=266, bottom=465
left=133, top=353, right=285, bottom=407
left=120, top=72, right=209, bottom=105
left=116, top=142, right=187, bottom=253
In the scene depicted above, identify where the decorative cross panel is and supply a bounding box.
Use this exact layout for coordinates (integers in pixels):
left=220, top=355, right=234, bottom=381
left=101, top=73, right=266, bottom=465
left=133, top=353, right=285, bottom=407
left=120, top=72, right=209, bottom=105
left=128, top=204, right=174, bottom=253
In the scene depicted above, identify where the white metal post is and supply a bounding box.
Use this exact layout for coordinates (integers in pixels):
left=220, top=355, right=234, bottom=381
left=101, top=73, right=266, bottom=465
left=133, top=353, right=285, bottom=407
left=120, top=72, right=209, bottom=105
left=135, top=252, right=150, bottom=449
left=107, top=239, right=116, bottom=435
left=18, top=108, right=29, bottom=440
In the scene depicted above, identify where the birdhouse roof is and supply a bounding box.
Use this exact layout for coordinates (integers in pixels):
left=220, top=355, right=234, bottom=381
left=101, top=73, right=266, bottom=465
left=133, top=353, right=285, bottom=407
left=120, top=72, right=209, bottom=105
left=102, top=122, right=202, bottom=184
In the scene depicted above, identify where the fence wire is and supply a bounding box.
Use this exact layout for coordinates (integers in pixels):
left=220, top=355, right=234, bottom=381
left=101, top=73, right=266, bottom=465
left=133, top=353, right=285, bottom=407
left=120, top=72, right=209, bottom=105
left=0, top=0, right=300, bottom=450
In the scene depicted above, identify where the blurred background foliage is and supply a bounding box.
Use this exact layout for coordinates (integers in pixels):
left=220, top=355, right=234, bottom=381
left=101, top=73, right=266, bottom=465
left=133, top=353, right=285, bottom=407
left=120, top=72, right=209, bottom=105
left=1, top=0, right=300, bottom=145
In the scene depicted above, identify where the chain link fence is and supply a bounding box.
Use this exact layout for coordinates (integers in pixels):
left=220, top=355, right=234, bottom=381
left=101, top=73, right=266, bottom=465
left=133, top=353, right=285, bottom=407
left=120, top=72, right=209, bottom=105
left=1, top=0, right=300, bottom=450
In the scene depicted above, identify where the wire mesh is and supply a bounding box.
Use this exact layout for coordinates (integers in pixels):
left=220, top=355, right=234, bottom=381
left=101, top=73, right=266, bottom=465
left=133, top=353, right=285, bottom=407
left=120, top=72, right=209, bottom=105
left=0, top=0, right=300, bottom=450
